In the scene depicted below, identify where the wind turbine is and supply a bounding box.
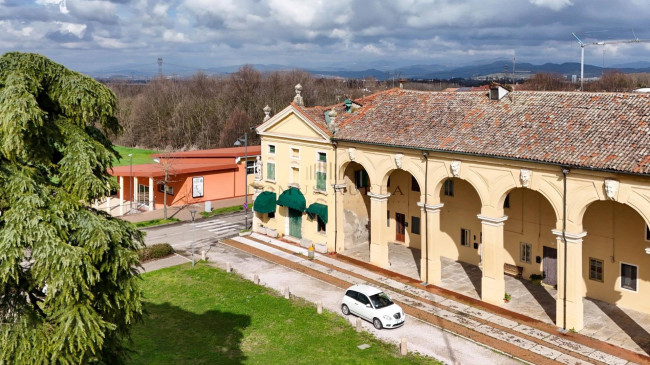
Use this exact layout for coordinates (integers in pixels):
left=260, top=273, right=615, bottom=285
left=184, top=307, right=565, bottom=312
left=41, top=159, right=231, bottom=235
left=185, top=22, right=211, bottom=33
left=572, top=32, right=650, bottom=91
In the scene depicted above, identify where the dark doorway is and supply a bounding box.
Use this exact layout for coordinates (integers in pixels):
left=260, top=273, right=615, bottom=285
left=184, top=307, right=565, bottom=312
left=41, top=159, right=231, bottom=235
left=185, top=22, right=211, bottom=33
left=543, top=246, right=557, bottom=286
left=395, top=213, right=406, bottom=242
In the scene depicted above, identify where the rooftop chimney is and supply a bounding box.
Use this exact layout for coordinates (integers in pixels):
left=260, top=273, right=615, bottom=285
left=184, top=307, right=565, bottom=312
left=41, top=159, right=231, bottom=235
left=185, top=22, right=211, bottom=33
left=293, top=83, right=304, bottom=106
left=489, top=84, right=509, bottom=101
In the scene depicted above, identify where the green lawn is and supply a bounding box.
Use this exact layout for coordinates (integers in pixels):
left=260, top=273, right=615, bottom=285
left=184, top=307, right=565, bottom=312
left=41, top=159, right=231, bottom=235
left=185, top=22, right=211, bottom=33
left=133, top=218, right=180, bottom=228
left=130, top=264, right=438, bottom=365
left=113, top=146, right=159, bottom=166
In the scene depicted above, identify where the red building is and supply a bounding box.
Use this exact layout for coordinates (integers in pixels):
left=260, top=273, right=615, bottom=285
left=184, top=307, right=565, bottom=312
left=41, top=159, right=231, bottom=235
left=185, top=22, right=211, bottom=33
left=109, top=146, right=261, bottom=215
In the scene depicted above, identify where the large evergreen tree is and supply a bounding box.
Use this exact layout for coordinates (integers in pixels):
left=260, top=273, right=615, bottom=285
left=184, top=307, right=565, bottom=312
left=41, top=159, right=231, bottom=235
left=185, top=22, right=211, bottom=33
left=0, top=52, right=144, bottom=364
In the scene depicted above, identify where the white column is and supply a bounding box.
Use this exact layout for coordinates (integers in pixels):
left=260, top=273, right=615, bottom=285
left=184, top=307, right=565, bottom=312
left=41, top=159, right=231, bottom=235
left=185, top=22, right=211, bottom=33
left=105, top=196, right=111, bottom=214
left=148, top=177, right=154, bottom=211
left=368, top=191, right=391, bottom=268
left=119, top=176, right=124, bottom=216
left=478, top=214, right=508, bottom=305
left=133, top=177, right=139, bottom=207
left=417, top=202, right=444, bottom=284
left=553, top=229, right=587, bottom=331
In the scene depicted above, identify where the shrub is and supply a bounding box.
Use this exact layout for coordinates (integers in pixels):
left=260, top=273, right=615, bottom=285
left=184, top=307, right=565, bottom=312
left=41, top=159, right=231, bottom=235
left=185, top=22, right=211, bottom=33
left=138, top=243, right=175, bottom=262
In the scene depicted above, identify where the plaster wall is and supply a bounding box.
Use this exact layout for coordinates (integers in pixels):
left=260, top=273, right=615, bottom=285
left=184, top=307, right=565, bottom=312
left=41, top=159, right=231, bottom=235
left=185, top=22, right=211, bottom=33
left=386, top=169, right=422, bottom=249
left=342, top=162, right=370, bottom=248
left=439, top=178, right=482, bottom=266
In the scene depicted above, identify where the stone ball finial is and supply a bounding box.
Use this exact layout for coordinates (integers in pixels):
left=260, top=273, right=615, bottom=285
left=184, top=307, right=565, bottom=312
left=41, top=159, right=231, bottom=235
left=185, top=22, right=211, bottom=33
left=263, top=105, right=271, bottom=113
left=328, top=108, right=337, bottom=118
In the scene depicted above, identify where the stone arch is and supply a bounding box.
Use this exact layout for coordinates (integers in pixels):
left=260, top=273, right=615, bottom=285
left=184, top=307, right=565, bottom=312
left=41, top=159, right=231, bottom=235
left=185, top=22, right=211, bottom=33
left=428, top=160, right=488, bottom=207
left=571, top=182, right=650, bottom=229
left=337, top=154, right=376, bottom=186
left=492, top=178, right=563, bottom=223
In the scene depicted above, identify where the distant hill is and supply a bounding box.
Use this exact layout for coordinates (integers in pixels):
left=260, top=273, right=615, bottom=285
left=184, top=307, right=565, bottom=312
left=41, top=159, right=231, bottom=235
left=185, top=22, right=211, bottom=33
left=88, top=60, right=650, bottom=81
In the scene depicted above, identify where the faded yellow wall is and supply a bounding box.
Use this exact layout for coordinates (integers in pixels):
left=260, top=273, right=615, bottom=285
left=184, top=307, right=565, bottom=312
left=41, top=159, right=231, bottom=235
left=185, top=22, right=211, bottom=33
left=503, top=188, right=558, bottom=278
left=582, top=201, right=650, bottom=313
left=439, top=178, right=482, bottom=266
left=341, top=162, right=371, bottom=247
left=386, top=169, right=422, bottom=249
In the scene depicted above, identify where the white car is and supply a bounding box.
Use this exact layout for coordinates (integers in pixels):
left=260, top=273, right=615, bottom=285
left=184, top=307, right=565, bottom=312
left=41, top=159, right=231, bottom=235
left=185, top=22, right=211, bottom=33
left=341, top=284, right=405, bottom=329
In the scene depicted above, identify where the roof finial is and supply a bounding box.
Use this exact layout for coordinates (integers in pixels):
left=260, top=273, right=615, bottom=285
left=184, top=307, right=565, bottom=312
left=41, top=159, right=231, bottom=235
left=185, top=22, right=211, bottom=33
left=293, top=83, right=304, bottom=106
left=327, top=107, right=338, bottom=134
left=263, top=105, right=272, bottom=121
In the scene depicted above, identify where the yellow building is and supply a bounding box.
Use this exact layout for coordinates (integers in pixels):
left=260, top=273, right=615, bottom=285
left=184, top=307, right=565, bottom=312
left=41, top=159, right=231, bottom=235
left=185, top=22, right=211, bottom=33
left=253, top=84, right=650, bottom=331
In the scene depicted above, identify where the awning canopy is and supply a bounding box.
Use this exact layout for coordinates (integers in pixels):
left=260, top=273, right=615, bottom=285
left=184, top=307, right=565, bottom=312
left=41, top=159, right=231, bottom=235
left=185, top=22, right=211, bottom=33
left=253, top=191, right=276, bottom=214
left=276, top=188, right=306, bottom=212
left=305, top=203, right=328, bottom=224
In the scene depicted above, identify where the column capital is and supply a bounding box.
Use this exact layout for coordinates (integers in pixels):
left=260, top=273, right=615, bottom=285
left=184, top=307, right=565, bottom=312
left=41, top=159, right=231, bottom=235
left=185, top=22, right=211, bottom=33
left=367, top=192, right=391, bottom=202
left=551, top=230, right=587, bottom=243
left=477, top=214, right=508, bottom=227
left=417, top=202, right=444, bottom=212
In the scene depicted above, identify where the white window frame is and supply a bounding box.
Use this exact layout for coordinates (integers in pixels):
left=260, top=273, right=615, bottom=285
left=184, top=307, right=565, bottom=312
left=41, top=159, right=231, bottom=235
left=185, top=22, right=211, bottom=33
left=268, top=144, right=276, bottom=155
left=620, top=262, right=638, bottom=293
left=315, top=150, right=328, bottom=193
left=520, top=242, right=531, bottom=264
left=588, top=257, right=604, bottom=283
left=460, top=228, right=471, bottom=247
left=316, top=151, right=327, bottom=163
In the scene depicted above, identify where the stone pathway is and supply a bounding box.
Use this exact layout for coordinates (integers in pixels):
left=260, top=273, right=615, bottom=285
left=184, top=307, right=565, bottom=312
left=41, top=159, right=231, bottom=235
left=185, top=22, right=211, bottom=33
left=230, top=233, right=648, bottom=364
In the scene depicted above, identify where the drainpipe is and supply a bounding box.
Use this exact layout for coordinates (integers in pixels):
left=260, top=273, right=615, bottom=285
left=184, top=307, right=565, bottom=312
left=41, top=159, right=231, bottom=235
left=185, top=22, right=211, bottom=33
left=333, top=141, right=338, bottom=253
left=422, top=150, right=429, bottom=285
left=561, top=167, right=570, bottom=331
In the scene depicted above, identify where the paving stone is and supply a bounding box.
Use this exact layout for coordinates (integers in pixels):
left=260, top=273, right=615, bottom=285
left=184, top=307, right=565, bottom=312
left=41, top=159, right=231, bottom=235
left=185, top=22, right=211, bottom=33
left=357, top=344, right=371, bottom=350
left=436, top=309, right=482, bottom=329
left=555, top=353, right=595, bottom=365
left=544, top=335, right=595, bottom=356
left=483, top=314, right=519, bottom=329
left=529, top=344, right=563, bottom=359
left=587, top=350, right=628, bottom=365
left=461, top=305, right=494, bottom=320
left=512, top=324, right=551, bottom=340
left=440, top=298, right=470, bottom=312
left=473, top=324, right=537, bottom=350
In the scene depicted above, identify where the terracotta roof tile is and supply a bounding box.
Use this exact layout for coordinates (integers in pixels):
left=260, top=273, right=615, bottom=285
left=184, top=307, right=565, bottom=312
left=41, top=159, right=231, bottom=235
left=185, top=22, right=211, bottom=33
left=304, top=89, right=650, bottom=175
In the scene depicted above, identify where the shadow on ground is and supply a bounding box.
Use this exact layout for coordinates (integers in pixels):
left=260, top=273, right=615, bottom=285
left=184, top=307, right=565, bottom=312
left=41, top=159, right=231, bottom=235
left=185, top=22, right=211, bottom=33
left=592, top=299, right=650, bottom=355
left=129, top=302, right=251, bottom=364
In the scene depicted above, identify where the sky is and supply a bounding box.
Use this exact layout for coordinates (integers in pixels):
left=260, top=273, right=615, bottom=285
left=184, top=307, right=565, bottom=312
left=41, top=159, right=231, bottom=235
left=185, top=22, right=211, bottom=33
left=1, top=0, right=649, bottom=73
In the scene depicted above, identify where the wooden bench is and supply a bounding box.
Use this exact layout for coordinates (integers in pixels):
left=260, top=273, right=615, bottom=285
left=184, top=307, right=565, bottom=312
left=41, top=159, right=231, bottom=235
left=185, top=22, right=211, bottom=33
left=504, top=263, right=524, bottom=278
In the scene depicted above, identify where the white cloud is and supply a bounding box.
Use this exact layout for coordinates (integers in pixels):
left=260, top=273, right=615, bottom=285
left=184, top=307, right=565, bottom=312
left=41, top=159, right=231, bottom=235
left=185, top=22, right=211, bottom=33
left=56, top=21, right=86, bottom=38
left=36, top=0, right=68, bottom=14
left=529, top=0, right=573, bottom=11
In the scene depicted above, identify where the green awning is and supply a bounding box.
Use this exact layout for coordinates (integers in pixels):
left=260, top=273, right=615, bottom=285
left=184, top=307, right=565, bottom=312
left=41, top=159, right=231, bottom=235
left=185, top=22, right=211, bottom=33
left=305, top=203, right=328, bottom=224
left=276, top=188, right=306, bottom=212
left=253, top=191, right=276, bottom=214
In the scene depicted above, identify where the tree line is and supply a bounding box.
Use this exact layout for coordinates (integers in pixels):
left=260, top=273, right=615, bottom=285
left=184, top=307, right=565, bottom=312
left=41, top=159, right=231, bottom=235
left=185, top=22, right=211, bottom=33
left=108, top=67, right=649, bottom=150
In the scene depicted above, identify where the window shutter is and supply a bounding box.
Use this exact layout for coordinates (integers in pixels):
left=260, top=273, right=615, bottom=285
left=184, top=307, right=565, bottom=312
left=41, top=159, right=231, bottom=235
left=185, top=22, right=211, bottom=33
left=267, top=163, right=275, bottom=180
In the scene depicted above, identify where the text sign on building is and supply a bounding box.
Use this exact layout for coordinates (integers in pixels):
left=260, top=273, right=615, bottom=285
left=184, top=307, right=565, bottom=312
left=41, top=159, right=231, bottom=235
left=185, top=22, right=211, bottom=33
left=192, top=176, right=204, bottom=198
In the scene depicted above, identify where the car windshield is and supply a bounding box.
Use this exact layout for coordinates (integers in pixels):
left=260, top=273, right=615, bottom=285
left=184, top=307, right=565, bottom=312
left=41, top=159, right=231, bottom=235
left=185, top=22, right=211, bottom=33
left=369, top=292, right=393, bottom=309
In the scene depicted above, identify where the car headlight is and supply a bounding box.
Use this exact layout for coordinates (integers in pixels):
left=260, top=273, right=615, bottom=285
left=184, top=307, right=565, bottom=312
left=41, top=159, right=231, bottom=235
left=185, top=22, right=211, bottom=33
left=383, top=315, right=391, bottom=320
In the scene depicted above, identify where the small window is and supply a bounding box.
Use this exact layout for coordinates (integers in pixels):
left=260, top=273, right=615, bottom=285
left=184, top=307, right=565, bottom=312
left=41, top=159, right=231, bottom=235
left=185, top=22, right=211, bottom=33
left=589, top=258, right=604, bottom=282
left=318, top=152, right=327, bottom=162
left=316, top=171, right=327, bottom=191
left=460, top=228, right=470, bottom=247
left=291, top=148, right=300, bottom=159
left=354, top=170, right=369, bottom=189
left=645, top=224, right=650, bottom=241
left=317, top=217, right=326, bottom=233
left=411, top=176, right=420, bottom=192
left=444, top=179, right=454, bottom=197
left=520, top=242, right=531, bottom=264
left=268, top=144, right=275, bottom=154
left=246, top=160, right=255, bottom=174
left=411, top=216, right=421, bottom=235
left=266, top=162, right=276, bottom=181
left=387, top=210, right=390, bottom=227
left=620, top=263, right=638, bottom=292
left=268, top=212, right=275, bottom=219
left=504, top=194, right=510, bottom=209
left=157, top=183, right=174, bottom=195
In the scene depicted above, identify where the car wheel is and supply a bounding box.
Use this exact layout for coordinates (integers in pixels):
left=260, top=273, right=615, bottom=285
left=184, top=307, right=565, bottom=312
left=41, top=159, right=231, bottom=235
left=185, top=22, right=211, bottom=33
left=373, top=318, right=383, bottom=330
left=341, top=304, right=350, bottom=315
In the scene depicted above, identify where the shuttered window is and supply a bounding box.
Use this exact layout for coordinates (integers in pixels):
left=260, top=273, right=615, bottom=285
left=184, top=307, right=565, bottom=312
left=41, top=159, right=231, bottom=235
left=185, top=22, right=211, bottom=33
left=316, top=171, right=326, bottom=191
left=444, top=179, right=454, bottom=196
left=460, top=228, right=470, bottom=247
left=520, top=242, right=531, bottom=263
left=266, top=162, right=275, bottom=181
left=589, top=258, right=604, bottom=282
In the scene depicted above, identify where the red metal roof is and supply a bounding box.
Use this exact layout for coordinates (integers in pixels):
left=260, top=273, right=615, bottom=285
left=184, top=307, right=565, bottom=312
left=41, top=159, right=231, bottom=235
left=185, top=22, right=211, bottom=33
left=109, top=159, right=238, bottom=178
left=151, top=145, right=261, bottom=159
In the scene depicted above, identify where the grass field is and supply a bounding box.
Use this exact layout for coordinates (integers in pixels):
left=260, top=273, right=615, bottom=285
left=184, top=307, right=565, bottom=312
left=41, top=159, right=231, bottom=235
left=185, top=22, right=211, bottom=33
left=113, top=146, right=159, bottom=166
left=130, top=264, right=439, bottom=364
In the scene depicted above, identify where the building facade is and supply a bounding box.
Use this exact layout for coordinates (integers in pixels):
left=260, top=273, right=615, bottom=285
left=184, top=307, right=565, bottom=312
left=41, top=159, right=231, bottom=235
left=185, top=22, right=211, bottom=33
left=252, top=85, right=650, bottom=331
